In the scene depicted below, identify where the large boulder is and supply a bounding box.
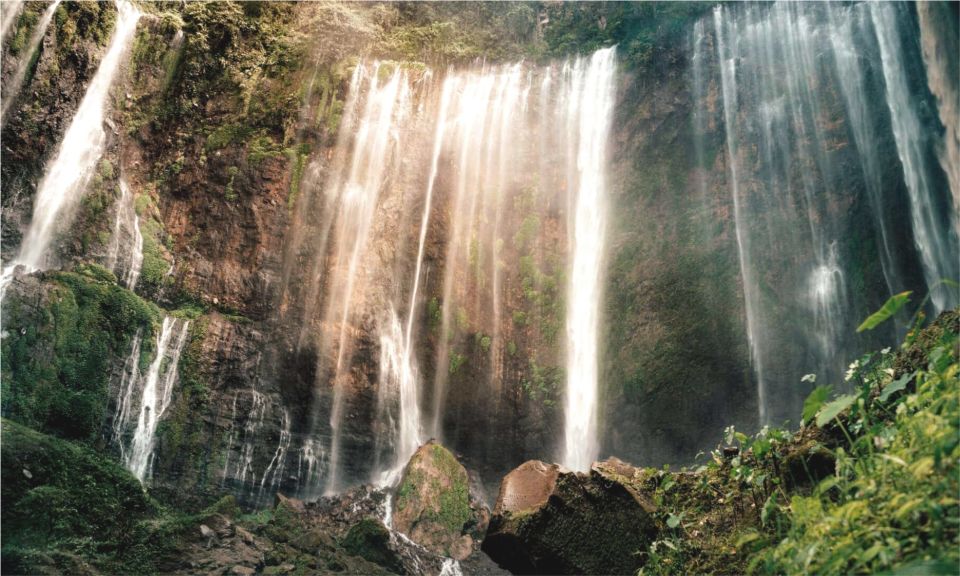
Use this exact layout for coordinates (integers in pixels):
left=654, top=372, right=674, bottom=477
left=482, top=458, right=658, bottom=575
left=392, top=441, right=489, bottom=560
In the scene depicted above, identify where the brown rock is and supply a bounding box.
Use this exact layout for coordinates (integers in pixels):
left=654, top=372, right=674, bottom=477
left=392, top=441, right=487, bottom=560
left=482, top=458, right=658, bottom=575
left=492, top=460, right=563, bottom=516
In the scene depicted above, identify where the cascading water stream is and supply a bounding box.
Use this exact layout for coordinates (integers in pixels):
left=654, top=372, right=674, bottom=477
left=372, top=77, right=455, bottom=487
left=112, top=329, right=143, bottom=461
left=561, top=47, right=617, bottom=471
left=0, top=0, right=141, bottom=296
left=105, top=177, right=144, bottom=290
left=0, top=0, right=62, bottom=127
left=713, top=5, right=768, bottom=425
left=0, top=0, right=24, bottom=47
left=322, top=64, right=410, bottom=494
left=706, top=1, right=959, bottom=424
left=870, top=2, right=959, bottom=312
left=127, top=317, right=190, bottom=482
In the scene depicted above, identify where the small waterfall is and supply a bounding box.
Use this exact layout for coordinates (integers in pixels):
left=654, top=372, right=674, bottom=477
left=870, top=2, right=959, bottom=312
left=0, top=0, right=62, bottom=127
left=127, top=317, right=190, bottom=482
left=0, top=0, right=24, bottom=47
left=233, top=390, right=268, bottom=489
left=713, top=4, right=768, bottom=424
left=259, top=407, right=291, bottom=499
left=111, top=329, right=143, bottom=461
left=321, top=64, right=411, bottom=494
left=1, top=1, right=140, bottom=293
left=429, top=62, right=529, bottom=440
left=297, top=437, right=326, bottom=496
left=561, top=47, right=617, bottom=471
left=221, top=393, right=240, bottom=487
left=439, top=559, right=464, bottom=576
left=105, top=177, right=144, bottom=290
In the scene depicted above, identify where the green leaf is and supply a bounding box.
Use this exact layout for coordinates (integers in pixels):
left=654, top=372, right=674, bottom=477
left=816, top=394, right=857, bottom=427
left=736, top=531, right=761, bottom=547
left=857, top=291, right=911, bottom=332
left=802, top=385, right=832, bottom=424
left=878, top=371, right=914, bottom=403
left=666, top=513, right=682, bottom=529
left=760, top=493, right=778, bottom=527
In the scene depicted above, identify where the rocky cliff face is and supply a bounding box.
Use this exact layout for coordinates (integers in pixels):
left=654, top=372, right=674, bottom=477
left=1, top=0, right=955, bottom=517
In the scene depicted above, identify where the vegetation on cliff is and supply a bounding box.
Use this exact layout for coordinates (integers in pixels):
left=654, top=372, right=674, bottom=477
left=634, top=305, right=959, bottom=575
left=1, top=267, right=160, bottom=443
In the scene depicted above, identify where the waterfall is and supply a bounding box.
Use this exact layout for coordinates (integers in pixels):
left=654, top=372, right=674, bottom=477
left=871, top=2, right=959, bottom=312
left=430, top=62, right=527, bottom=439
left=713, top=5, right=768, bottom=425
left=0, top=0, right=140, bottom=294
left=295, top=50, right=621, bottom=491
left=111, top=329, right=143, bottom=461
left=0, top=0, right=62, bottom=127
left=233, top=390, right=268, bottom=489
left=826, top=4, right=900, bottom=297
left=298, top=437, right=326, bottom=495
left=561, top=47, right=617, bottom=471
left=0, top=0, right=24, bottom=47
left=321, top=63, right=411, bottom=494
left=259, top=407, right=292, bottom=499
left=706, top=2, right=959, bottom=424
left=127, top=317, right=190, bottom=482
left=105, top=177, right=144, bottom=290
left=373, top=78, right=454, bottom=487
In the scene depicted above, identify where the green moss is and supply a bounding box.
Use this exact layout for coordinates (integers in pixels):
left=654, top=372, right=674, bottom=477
left=1, top=272, right=160, bottom=443
left=449, top=352, right=467, bottom=375
left=1, top=419, right=156, bottom=574
left=342, top=518, right=403, bottom=573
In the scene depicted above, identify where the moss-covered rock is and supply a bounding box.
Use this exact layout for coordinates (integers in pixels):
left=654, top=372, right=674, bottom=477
left=1, top=269, right=160, bottom=443
left=392, top=441, right=484, bottom=560
left=0, top=419, right=156, bottom=575
left=482, top=459, right=659, bottom=575
left=343, top=518, right=405, bottom=574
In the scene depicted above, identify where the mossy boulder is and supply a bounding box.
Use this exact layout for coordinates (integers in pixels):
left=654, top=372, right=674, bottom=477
left=343, top=518, right=405, bottom=574
left=392, top=441, right=485, bottom=560
left=482, top=458, right=658, bottom=575
left=0, top=419, right=156, bottom=574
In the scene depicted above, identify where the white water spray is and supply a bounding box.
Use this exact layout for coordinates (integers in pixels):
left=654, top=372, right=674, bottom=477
left=870, top=2, right=959, bottom=312
left=105, top=177, right=144, bottom=290
left=127, top=317, right=190, bottom=481
left=0, top=0, right=62, bottom=127
left=561, top=47, right=617, bottom=471
left=1, top=1, right=140, bottom=294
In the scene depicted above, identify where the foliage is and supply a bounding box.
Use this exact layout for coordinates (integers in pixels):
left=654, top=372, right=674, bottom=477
left=521, top=359, right=563, bottom=406
left=636, top=306, right=959, bottom=575
left=541, top=2, right=712, bottom=70
left=749, top=310, right=958, bottom=575
left=857, top=291, right=911, bottom=332
left=376, top=2, right=538, bottom=64
left=1, top=272, right=160, bottom=442
left=0, top=419, right=156, bottom=574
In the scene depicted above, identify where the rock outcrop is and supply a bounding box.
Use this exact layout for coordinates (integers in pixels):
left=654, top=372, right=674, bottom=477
left=392, top=441, right=489, bottom=560
left=482, top=458, right=658, bottom=575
